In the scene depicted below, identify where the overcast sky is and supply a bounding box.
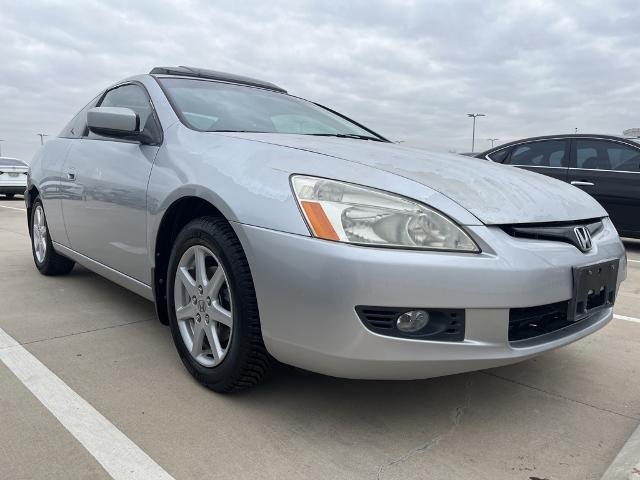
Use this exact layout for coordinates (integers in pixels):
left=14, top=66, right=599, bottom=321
left=1, top=0, right=639, bottom=161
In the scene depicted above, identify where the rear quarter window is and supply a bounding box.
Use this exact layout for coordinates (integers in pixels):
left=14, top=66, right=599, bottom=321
left=487, top=148, right=510, bottom=163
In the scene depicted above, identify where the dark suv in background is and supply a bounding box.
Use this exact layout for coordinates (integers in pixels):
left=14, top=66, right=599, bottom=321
left=478, top=134, right=640, bottom=238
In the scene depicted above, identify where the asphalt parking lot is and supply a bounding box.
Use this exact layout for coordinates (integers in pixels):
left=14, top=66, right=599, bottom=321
left=1, top=197, right=639, bottom=480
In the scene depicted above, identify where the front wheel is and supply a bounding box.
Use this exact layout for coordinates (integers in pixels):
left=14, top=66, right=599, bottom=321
left=30, top=197, right=75, bottom=275
left=166, top=217, right=272, bottom=393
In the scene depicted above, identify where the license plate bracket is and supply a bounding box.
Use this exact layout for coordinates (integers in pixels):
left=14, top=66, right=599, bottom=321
left=569, top=259, right=618, bottom=321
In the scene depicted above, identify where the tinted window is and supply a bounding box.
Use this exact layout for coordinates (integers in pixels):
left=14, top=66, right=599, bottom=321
left=576, top=139, right=640, bottom=172
left=159, top=77, right=380, bottom=138
left=99, top=84, right=153, bottom=129
left=487, top=148, right=510, bottom=163
left=59, top=94, right=101, bottom=139
left=508, top=140, right=567, bottom=167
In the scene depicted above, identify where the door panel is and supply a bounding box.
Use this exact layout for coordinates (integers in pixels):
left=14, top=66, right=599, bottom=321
left=47, top=94, right=102, bottom=246
left=60, top=82, right=163, bottom=284
left=61, top=139, right=158, bottom=283
left=505, top=139, right=570, bottom=182
left=569, top=139, right=640, bottom=236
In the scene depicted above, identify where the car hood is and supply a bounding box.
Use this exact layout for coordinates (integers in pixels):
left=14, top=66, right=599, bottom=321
left=221, top=133, right=607, bottom=225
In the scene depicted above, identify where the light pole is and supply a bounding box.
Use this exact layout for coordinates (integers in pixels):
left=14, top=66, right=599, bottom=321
left=467, top=113, right=486, bottom=153
left=36, top=133, right=48, bottom=145
left=487, top=138, right=499, bottom=148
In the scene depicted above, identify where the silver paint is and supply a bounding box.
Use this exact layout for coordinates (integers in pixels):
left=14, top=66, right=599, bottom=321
left=233, top=217, right=625, bottom=378
left=87, top=107, right=139, bottom=133
left=28, top=73, right=626, bottom=380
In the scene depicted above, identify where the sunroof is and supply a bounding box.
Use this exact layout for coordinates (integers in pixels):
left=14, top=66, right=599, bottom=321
left=150, top=66, right=287, bottom=94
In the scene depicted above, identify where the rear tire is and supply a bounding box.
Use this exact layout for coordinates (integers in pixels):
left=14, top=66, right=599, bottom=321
left=5, top=193, right=15, bottom=199
left=166, top=216, right=273, bottom=393
left=30, top=197, right=75, bottom=276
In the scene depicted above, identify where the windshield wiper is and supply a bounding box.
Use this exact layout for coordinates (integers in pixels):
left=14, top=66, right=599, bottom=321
left=305, top=133, right=386, bottom=142
left=209, top=131, right=387, bottom=142
left=208, top=130, right=272, bottom=133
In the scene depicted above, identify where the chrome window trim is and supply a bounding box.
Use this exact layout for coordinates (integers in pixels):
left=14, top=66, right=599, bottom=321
left=569, top=167, right=640, bottom=174
left=513, top=165, right=568, bottom=170
left=574, top=136, right=640, bottom=148
left=485, top=148, right=510, bottom=161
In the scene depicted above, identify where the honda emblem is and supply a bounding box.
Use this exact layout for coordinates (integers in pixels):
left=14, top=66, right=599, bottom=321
left=574, top=226, right=592, bottom=252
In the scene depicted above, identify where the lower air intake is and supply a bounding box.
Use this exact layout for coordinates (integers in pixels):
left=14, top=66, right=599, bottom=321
left=509, top=300, right=574, bottom=342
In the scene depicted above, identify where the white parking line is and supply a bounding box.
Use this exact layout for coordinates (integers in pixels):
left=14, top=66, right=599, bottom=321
left=0, top=327, right=175, bottom=480
left=601, top=418, right=640, bottom=479
left=628, top=259, right=640, bottom=264
left=0, top=204, right=26, bottom=212
left=614, top=314, right=640, bottom=323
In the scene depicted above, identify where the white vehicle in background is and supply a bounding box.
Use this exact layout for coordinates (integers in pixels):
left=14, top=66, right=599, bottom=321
left=0, top=157, right=28, bottom=199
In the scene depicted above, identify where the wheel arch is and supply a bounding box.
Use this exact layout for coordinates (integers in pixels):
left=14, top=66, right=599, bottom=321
left=151, top=195, right=230, bottom=325
left=26, top=185, right=40, bottom=237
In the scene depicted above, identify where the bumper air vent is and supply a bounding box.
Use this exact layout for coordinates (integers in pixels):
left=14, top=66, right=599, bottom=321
left=355, top=306, right=465, bottom=341
left=509, top=300, right=578, bottom=343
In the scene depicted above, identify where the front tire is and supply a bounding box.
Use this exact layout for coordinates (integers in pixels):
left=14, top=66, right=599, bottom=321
left=166, top=217, right=272, bottom=393
left=30, top=197, right=75, bottom=275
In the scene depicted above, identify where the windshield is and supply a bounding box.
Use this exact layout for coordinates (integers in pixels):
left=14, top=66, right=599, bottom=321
left=158, top=77, right=385, bottom=140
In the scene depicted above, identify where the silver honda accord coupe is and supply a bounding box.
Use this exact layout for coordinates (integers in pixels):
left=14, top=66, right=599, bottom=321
left=27, top=66, right=627, bottom=392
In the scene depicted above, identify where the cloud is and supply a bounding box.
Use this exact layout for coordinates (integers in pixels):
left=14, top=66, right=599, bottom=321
left=1, top=0, right=639, bottom=160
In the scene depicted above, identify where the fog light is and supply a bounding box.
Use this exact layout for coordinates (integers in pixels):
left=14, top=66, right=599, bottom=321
left=396, top=310, right=429, bottom=333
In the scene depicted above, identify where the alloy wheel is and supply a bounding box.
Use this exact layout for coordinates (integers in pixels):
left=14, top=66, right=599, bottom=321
left=173, top=245, right=233, bottom=367
left=32, top=205, right=48, bottom=263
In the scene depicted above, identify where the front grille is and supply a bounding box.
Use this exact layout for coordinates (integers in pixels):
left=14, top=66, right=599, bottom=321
left=509, top=300, right=576, bottom=342
left=356, top=306, right=465, bottom=341
left=500, top=218, right=603, bottom=251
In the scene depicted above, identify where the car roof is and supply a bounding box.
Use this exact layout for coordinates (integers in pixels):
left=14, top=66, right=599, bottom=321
left=149, top=66, right=287, bottom=94
left=477, top=133, right=640, bottom=157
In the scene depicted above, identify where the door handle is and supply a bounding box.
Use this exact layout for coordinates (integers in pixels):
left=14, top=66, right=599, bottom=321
left=570, top=181, right=594, bottom=187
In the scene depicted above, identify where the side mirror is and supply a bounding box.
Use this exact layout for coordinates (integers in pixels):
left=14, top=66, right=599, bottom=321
left=87, top=107, right=155, bottom=144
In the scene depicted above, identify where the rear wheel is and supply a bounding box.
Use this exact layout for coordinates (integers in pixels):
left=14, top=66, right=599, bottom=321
left=166, top=217, right=272, bottom=393
left=31, top=198, right=75, bottom=275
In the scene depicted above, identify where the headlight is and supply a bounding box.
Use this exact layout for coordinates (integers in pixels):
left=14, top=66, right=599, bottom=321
left=291, top=175, right=479, bottom=252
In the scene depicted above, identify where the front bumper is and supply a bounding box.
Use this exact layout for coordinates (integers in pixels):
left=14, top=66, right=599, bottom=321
left=233, top=219, right=626, bottom=379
